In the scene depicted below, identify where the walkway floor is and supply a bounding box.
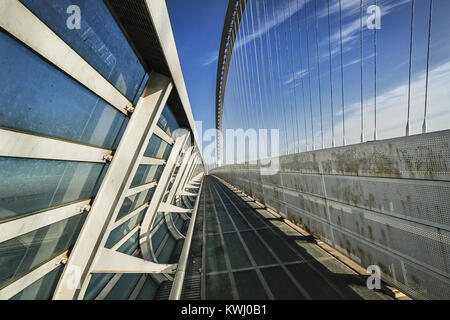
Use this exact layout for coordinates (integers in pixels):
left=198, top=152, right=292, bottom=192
left=183, top=175, right=390, bottom=300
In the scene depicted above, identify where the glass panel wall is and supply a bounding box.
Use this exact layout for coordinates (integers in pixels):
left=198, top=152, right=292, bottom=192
left=19, top=0, right=146, bottom=101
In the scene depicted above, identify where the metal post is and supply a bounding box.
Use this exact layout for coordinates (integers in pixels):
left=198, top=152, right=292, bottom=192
left=139, top=133, right=190, bottom=262
left=53, top=72, right=173, bottom=300
left=169, top=179, right=204, bottom=300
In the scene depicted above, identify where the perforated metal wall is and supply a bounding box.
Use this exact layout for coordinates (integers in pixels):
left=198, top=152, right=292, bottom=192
left=210, top=130, right=450, bottom=300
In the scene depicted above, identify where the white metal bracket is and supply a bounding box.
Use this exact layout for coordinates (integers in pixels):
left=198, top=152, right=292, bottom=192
left=91, top=248, right=177, bottom=274
left=158, top=202, right=193, bottom=213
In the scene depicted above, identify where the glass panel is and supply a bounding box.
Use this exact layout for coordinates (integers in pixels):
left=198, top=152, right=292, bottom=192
left=136, top=277, right=158, bottom=300
left=0, top=157, right=104, bottom=222
left=286, top=263, right=343, bottom=300
left=115, top=188, right=155, bottom=221
left=11, top=264, right=63, bottom=300
left=105, top=273, right=141, bottom=300
left=117, top=231, right=140, bottom=255
left=157, top=105, right=179, bottom=136
left=0, top=32, right=126, bottom=149
left=257, top=229, right=298, bottom=263
left=105, top=210, right=146, bottom=248
left=175, top=215, right=185, bottom=231
left=151, top=213, right=164, bottom=232
left=19, top=0, right=146, bottom=101
left=240, top=231, right=276, bottom=266
left=206, top=273, right=233, bottom=300
left=234, top=270, right=268, bottom=300
left=0, top=215, right=84, bottom=288
left=144, top=135, right=172, bottom=160
left=157, top=237, right=176, bottom=264
left=260, top=267, right=305, bottom=300
left=133, top=74, right=150, bottom=106
left=83, top=273, right=113, bottom=300
left=131, top=165, right=164, bottom=188
left=112, top=118, right=129, bottom=150
left=223, top=233, right=252, bottom=270
left=205, top=234, right=226, bottom=273
left=151, top=223, right=168, bottom=251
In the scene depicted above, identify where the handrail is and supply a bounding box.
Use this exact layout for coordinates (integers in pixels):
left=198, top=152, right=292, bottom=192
left=168, top=179, right=204, bottom=300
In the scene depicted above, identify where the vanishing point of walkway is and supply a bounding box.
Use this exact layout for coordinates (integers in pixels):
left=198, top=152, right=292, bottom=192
left=183, top=176, right=391, bottom=300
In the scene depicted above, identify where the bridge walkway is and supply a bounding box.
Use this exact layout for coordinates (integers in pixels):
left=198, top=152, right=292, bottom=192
left=183, top=175, right=391, bottom=300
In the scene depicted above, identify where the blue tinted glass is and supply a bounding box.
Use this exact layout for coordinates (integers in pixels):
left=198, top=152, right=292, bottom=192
left=131, top=165, right=164, bottom=188
left=0, top=215, right=84, bottom=288
left=105, top=273, right=141, bottom=300
left=136, top=277, right=157, bottom=300
left=112, top=118, right=129, bottom=151
left=115, top=188, right=155, bottom=221
left=0, top=157, right=104, bottom=222
left=83, top=273, right=114, bottom=300
left=105, top=210, right=145, bottom=249
left=152, top=223, right=168, bottom=251
left=175, top=216, right=185, bottom=231
left=11, top=265, right=63, bottom=300
left=144, top=135, right=172, bottom=160
left=0, top=32, right=125, bottom=149
left=19, top=0, right=146, bottom=101
left=157, top=237, right=176, bottom=264
left=158, top=106, right=179, bottom=136
left=151, top=213, right=164, bottom=232
left=117, top=231, right=140, bottom=255
left=133, top=74, right=150, bottom=106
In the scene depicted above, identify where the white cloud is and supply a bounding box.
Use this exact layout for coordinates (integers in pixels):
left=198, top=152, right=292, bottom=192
left=202, top=50, right=219, bottom=66
left=291, top=59, right=450, bottom=151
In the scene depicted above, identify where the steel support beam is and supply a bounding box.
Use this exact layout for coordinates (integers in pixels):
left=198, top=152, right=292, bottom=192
left=169, top=179, right=204, bottom=300
left=53, top=72, right=172, bottom=300
left=0, top=128, right=113, bottom=163
left=139, top=133, right=190, bottom=262
left=0, top=200, right=90, bottom=243
left=91, top=248, right=176, bottom=274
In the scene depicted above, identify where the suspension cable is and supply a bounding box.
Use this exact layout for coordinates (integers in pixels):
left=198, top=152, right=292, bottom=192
left=360, top=0, right=365, bottom=143
left=406, top=0, right=415, bottom=137
left=297, top=0, right=309, bottom=151
left=304, top=0, right=315, bottom=150
left=339, top=0, right=346, bottom=146
left=327, top=0, right=335, bottom=147
left=423, top=0, right=433, bottom=134
left=314, top=0, right=324, bottom=149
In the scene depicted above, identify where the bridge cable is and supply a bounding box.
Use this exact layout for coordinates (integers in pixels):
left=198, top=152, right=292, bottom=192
left=296, top=0, right=309, bottom=152
left=247, top=0, right=263, bottom=140
left=242, top=5, right=258, bottom=134
left=262, top=0, right=280, bottom=145
left=304, top=0, right=315, bottom=150
left=241, top=3, right=256, bottom=134
left=338, top=0, right=346, bottom=146
left=327, top=0, right=335, bottom=147
left=360, top=0, right=365, bottom=143
left=256, top=0, right=273, bottom=155
left=373, top=0, right=377, bottom=141
left=231, top=7, right=246, bottom=134
left=406, top=0, right=415, bottom=137
left=423, top=0, right=433, bottom=134
left=272, top=0, right=289, bottom=154
left=314, top=0, right=324, bottom=149
left=283, top=3, right=297, bottom=154
left=249, top=0, right=267, bottom=137
left=288, top=0, right=301, bottom=153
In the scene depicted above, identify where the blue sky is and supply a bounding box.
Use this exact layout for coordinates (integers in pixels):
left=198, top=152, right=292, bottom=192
left=166, top=0, right=228, bottom=133
left=167, top=0, right=450, bottom=163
